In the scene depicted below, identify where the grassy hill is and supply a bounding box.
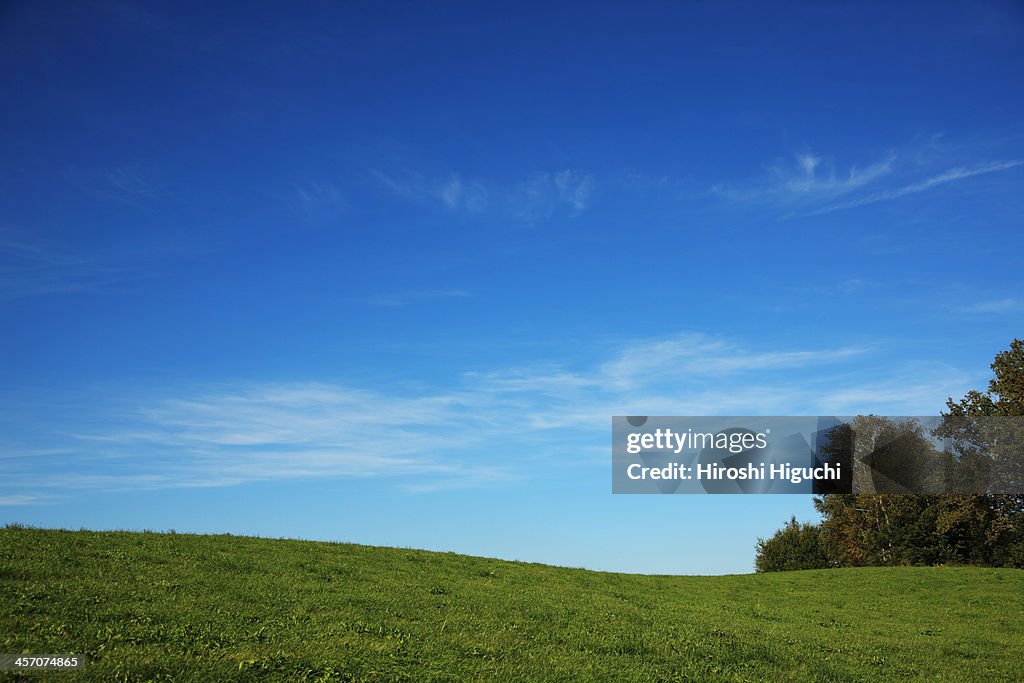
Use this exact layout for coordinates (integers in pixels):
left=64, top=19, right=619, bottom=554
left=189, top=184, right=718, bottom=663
left=1, top=527, right=1022, bottom=681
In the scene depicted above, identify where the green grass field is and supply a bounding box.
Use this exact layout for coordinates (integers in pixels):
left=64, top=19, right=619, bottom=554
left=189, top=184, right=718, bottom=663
left=1, top=526, right=1022, bottom=681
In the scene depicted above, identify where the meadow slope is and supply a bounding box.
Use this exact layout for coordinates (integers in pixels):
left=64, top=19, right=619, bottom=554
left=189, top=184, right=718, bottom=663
left=1, top=527, right=1022, bottom=681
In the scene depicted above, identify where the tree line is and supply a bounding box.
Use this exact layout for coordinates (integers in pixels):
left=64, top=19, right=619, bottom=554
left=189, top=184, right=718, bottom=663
left=755, top=339, right=1024, bottom=572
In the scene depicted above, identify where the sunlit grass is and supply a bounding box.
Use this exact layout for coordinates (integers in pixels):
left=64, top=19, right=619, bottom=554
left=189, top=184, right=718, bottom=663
left=2, top=526, right=1022, bottom=681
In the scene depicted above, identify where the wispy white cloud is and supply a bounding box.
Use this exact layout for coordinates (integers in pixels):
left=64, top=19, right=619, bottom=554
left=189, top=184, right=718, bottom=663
left=372, top=168, right=593, bottom=220
left=39, top=382, right=510, bottom=494
left=959, top=298, right=1021, bottom=314
left=464, top=334, right=886, bottom=431
left=813, top=365, right=968, bottom=415
left=513, top=170, right=595, bottom=222
left=439, top=175, right=489, bottom=211
left=596, top=334, right=866, bottom=391
left=783, top=152, right=895, bottom=194
left=0, top=231, right=133, bottom=300
left=797, top=153, right=821, bottom=178
left=63, top=163, right=162, bottom=205
left=805, top=159, right=1024, bottom=216
left=291, top=181, right=346, bottom=219
left=714, top=131, right=1024, bottom=220
left=0, top=494, right=46, bottom=506
left=105, top=165, right=158, bottom=199
left=713, top=151, right=895, bottom=203
left=370, top=169, right=422, bottom=201
left=2, top=331, right=971, bottom=501
left=371, top=170, right=489, bottom=212
left=398, top=467, right=519, bottom=493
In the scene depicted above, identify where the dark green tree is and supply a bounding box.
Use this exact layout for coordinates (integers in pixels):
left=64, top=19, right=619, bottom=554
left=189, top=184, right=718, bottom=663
left=764, top=340, right=1024, bottom=569
left=932, top=338, right=1024, bottom=566
left=754, top=517, right=831, bottom=572
left=813, top=417, right=948, bottom=566
left=814, top=493, right=953, bottom=566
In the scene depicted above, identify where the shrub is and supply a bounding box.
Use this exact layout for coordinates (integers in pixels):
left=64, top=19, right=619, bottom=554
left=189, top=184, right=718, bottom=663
left=755, top=517, right=832, bottom=572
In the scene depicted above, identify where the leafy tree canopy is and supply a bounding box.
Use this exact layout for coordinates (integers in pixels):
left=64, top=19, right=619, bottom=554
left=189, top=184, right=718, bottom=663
left=761, top=340, right=1024, bottom=570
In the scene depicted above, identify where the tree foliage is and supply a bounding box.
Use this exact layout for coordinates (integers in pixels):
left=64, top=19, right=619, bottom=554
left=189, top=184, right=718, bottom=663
left=754, top=517, right=831, bottom=572
left=760, top=339, right=1024, bottom=570
left=812, top=493, right=1023, bottom=567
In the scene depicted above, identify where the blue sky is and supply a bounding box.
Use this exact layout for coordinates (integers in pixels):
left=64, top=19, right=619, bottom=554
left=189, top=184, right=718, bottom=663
left=1, top=1, right=1022, bottom=574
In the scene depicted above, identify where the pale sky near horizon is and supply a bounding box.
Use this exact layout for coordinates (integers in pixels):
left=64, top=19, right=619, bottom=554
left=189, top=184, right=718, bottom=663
left=2, top=1, right=1023, bottom=574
